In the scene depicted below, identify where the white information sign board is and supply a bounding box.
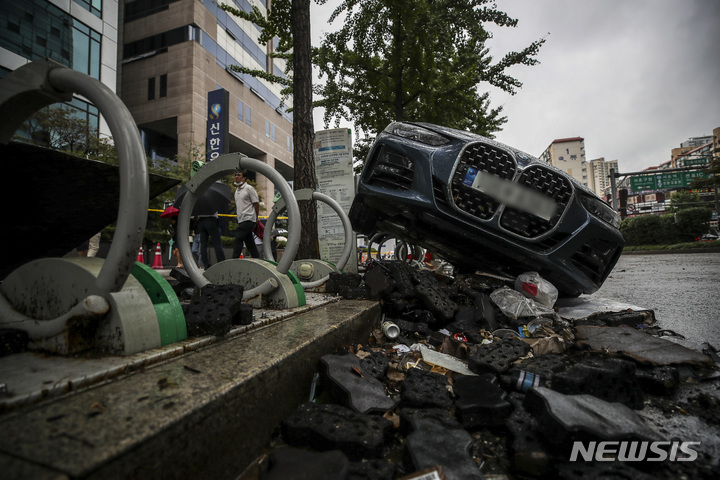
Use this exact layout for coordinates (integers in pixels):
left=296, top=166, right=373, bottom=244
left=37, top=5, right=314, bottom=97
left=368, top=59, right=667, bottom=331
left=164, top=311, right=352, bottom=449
left=314, top=128, right=356, bottom=272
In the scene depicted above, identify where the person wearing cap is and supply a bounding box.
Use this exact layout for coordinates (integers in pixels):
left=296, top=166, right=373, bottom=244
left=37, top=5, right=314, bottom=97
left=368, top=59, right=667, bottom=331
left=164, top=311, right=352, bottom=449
left=233, top=169, right=260, bottom=259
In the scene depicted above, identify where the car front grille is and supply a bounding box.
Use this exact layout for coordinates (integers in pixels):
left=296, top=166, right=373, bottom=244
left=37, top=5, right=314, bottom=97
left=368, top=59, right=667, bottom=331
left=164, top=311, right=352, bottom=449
left=500, top=165, right=573, bottom=237
left=449, top=143, right=516, bottom=220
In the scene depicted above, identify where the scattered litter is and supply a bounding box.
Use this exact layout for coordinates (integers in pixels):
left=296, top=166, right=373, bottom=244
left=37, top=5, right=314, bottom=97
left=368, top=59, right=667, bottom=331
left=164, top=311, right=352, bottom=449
left=490, top=287, right=556, bottom=320
left=419, top=345, right=476, bottom=376
left=514, top=271, right=558, bottom=308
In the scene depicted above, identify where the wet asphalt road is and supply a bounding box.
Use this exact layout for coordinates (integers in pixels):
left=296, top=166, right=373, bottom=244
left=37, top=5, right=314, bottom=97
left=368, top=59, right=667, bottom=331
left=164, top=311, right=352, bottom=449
left=592, top=252, right=720, bottom=348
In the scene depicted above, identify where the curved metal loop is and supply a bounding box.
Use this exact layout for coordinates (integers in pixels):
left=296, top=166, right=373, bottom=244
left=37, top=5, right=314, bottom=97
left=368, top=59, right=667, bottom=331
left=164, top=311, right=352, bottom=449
left=53, top=69, right=149, bottom=293
left=264, top=188, right=352, bottom=271
left=0, top=61, right=149, bottom=294
left=176, top=153, right=300, bottom=288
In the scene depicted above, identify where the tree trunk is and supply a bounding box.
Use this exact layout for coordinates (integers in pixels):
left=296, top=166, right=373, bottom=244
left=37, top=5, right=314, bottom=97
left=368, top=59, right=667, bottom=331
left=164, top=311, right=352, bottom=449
left=292, top=0, right=319, bottom=259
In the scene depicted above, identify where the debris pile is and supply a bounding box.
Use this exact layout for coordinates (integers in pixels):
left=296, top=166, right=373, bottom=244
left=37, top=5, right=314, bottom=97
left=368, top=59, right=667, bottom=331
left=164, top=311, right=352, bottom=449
left=246, top=261, right=719, bottom=480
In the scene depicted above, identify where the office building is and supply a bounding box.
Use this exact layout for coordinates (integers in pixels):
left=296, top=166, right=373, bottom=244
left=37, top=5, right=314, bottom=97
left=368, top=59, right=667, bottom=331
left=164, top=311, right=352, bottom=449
left=119, top=0, right=294, bottom=210
left=586, top=157, right=619, bottom=197
left=0, top=0, right=120, bottom=139
left=539, top=137, right=587, bottom=187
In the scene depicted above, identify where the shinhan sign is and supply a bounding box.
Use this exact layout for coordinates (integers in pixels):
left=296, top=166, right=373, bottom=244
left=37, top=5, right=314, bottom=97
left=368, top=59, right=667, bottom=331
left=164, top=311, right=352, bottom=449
left=206, top=89, right=229, bottom=162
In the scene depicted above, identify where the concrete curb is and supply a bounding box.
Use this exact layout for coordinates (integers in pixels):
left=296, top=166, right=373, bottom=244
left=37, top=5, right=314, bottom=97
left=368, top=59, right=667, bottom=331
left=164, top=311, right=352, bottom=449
left=0, top=300, right=381, bottom=480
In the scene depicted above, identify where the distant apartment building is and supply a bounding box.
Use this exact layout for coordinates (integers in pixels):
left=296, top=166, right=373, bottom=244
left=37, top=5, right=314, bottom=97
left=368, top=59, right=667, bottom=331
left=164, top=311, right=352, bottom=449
left=539, top=137, right=587, bottom=186
left=586, top=157, right=619, bottom=197
left=0, top=0, right=120, bottom=139
left=119, top=0, right=294, bottom=210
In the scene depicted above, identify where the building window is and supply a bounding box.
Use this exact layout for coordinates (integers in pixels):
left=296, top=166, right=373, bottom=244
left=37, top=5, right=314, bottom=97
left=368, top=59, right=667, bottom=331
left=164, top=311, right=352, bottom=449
left=123, top=25, right=198, bottom=60
left=271, top=124, right=276, bottom=142
left=125, top=0, right=180, bottom=22
left=73, top=0, right=102, bottom=18
left=245, top=105, right=251, bottom=126
left=148, top=77, right=155, bottom=100
left=265, top=120, right=270, bottom=138
left=72, top=21, right=102, bottom=79
left=238, top=100, right=244, bottom=121
left=159, top=74, right=167, bottom=97
left=0, top=0, right=102, bottom=79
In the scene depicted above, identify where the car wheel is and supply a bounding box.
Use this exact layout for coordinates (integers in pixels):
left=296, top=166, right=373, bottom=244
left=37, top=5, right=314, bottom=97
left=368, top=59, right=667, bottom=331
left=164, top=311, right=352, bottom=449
left=349, top=200, right=380, bottom=234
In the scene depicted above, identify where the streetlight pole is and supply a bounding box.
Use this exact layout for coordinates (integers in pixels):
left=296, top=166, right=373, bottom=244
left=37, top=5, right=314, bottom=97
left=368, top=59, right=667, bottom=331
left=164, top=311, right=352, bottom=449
left=610, top=168, right=618, bottom=211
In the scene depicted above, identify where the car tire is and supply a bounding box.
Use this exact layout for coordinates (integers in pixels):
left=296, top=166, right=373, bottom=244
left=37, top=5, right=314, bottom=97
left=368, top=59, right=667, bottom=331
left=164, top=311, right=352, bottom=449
left=349, top=199, right=380, bottom=234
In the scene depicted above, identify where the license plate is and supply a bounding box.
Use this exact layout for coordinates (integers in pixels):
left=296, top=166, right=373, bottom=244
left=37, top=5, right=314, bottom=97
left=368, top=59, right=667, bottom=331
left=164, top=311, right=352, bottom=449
left=463, top=168, right=557, bottom=221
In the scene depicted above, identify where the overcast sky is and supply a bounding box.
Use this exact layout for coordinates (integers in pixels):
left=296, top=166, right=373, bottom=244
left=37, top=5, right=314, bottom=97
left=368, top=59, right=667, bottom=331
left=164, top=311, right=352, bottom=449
left=309, top=0, right=720, bottom=173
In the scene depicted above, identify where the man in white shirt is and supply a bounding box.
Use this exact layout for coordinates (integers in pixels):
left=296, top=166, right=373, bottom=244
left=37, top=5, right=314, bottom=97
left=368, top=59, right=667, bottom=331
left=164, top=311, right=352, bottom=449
left=233, top=169, right=260, bottom=259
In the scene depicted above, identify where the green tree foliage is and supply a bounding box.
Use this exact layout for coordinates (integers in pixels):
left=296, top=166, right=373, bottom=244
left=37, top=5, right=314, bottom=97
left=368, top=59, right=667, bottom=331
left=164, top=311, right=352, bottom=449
left=219, top=2, right=294, bottom=101
left=669, top=189, right=701, bottom=212
left=620, top=215, right=664, bottom=245
left=674, top=207, right=712, bottom=242
left=315, top=0, right=545, bottom=162
left=620, top=208, right=711, bottom=245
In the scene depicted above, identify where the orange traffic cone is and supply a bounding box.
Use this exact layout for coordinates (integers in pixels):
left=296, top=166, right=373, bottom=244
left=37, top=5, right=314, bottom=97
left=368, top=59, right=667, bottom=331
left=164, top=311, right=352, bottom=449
left=151, top=243, right=164, bottom=269
left=239, top=253, right=244, bottom=259
left=137, top=245, right=144, bottom=264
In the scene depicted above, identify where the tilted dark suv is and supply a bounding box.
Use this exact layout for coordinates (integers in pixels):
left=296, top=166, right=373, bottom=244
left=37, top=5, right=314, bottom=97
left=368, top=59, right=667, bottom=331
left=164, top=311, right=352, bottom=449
left=349, top=122, right=624, bottom=296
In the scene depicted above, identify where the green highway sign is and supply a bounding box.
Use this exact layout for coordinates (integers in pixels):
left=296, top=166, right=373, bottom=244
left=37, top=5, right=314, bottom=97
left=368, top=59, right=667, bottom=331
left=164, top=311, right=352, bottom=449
left=682, top=157, right=709, bottom=167
left=629, top=170, right=710, bottom=192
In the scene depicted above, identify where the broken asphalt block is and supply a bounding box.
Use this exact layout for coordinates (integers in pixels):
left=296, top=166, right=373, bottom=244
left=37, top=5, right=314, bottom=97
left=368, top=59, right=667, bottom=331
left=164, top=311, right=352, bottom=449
left=474, top=292, right=499, bottom=332
left=404, top=418, right=483, bottom=480
left=363, top=262, right=396, bottom=299
left=281, top=402, right=393, bottom=460
left=169, top=266, right=190, bottom=281
left=413, top=272, right=458, bottom=323
left=382, top=293, right=411, bottom=317
left=468, top=337, right=532, bottom=374
left=453, top=305, right=480, bottom=325
left=403, top=309, right=438, bottom=327
left=386, top=260, right=415, bottom=298
left=359, top=350, right=390, bottom=381
left=258, top=447, right=349, bottom=480
left=427, top=331, right=449, bottom=348
left=552, top=357, right=645, bottom=409
left=185, top=284, right=244, bottom=337
left=511, top=354, right=567, bottom=378
left=320, top=353, right=397, bottom=414
left=399, top=408, right=462, bottom=436
left=401, top=368, right=453, bottom=409
left=454, top=373, right=514, bottom=428
left=523, top=387, right=662, bottom=453
left=326, top=272, right=363, bottom=294
left=393, top=318, right=431, bottom=337
left=232, top=303, right=254, bottom=326
left=635, top=365, right=680, bottom=396
left=577, top=310, right=652, bottom=328
left=347, top=459, right=395, bottom=480
left=506, top=404, right=549, bottom=477
left=575, top=325, right=714, bottom=367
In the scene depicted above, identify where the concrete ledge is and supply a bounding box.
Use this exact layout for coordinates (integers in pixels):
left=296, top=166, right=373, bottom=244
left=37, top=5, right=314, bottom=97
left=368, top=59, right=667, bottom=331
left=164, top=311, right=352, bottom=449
left=0, top=299, right=381, bottom=480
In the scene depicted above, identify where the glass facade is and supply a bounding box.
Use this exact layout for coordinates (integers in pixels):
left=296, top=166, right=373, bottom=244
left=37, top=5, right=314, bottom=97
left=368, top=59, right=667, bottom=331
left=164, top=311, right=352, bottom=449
left=73, top=0, right=102, bottom=19
left=0, top=0, right=102, bottom=79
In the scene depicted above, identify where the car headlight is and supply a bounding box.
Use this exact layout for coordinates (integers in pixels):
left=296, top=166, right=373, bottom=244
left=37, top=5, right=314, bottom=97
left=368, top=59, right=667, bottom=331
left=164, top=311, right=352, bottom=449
left=580, top=193, right=621, bottom=229
left=384, top=122, right=450, bottom=146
